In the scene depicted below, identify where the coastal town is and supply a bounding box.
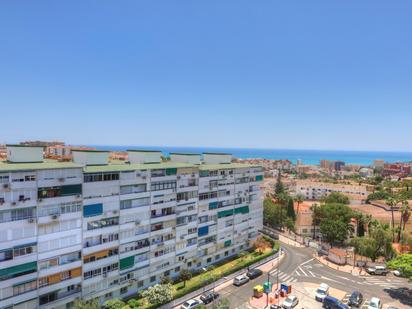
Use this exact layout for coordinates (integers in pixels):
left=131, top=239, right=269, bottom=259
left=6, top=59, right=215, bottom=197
left=0, top=141, right=410, bottom=309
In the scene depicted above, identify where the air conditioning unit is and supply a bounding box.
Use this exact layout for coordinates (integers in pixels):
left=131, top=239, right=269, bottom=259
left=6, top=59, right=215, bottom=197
left=177, top=176, right=181, bottom=180
left=51, top=214, right=59, bottom=220
left=28, top=218, right=35, bottom=223
left=58, top=177, right=65, bottom=182
left=112, top=210, right=118, bottom=214
left=142, top=176, right=147, bottom=180
left=135, top=220, right=141, bottom=225
left=2, top=184, right=9, bottom=189
left=11, top=202, right=16, bottom=206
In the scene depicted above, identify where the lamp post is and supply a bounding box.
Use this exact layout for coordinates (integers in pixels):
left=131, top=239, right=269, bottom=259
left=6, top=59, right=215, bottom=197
left=265, top=272, right=270, bottom=308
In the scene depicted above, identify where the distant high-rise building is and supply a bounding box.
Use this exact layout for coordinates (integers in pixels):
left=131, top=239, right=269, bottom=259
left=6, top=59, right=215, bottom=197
left=320, top=160, right=330, bottom=170
left=334, top=161, right=345, bottom=171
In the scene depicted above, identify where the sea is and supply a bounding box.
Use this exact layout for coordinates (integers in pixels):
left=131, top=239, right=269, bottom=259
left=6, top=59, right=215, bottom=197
left=90, top=146, right=412, bottom=166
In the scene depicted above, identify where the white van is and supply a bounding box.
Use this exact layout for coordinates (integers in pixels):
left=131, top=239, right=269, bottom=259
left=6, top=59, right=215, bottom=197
left=315, top=283, right=329, bottom=302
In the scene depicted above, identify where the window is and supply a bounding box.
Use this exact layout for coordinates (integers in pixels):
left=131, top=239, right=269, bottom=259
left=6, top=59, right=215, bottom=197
left=120, top=184, right=146, bottom=195
left=13, top=280, right=37, bottom=296
left=113, top=284, right=124, bottom=295
left=87, top=217, right=119, bottom=230
left=24, top=175, right=36, bottom=181
left=0, top=249, right=13, bottom=261
left=84, top=172, right=119, bottom=182
left=177, top=191, right=198, bottom=201
left=150, top=276, right=156, bottom=282
left=151, top=181, right=177, bottom=191
left=0, top=175, right=9, bottom=183
left=14, top=244, right=35, bottom=257
left=38, top=184, right=82, bottom=199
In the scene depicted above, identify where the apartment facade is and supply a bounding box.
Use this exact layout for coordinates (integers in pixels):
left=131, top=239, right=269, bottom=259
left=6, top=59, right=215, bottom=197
left=0, top=146, right=263, bottom=309
left=293, top=180, right=372, bottom=203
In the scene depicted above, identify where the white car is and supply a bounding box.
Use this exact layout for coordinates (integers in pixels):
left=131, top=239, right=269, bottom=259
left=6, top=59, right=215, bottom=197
left=282, top=295, right=299, bottom=308
left=315, top=283, right=329, bottom=302
left=181, top=299, right=201, bottom=309
left=233, top=274, right=249, bottom=286
left=367, top=297, right=382, bottom=309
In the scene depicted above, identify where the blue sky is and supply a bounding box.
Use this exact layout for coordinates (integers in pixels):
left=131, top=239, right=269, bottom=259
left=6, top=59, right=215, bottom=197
left=1, top=1, right=411, bottom=151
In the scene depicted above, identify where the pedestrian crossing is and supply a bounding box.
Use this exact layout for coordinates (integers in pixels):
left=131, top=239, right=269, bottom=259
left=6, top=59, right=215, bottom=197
left=362, top=276, right=407, bottom=288
left=294, top=266, right=319, bottom=278
left=269, top=269, right=298, bottom=284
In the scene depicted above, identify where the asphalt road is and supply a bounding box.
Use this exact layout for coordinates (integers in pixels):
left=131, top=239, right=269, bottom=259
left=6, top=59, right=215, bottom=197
left=215, top=243, right=412, bottom=308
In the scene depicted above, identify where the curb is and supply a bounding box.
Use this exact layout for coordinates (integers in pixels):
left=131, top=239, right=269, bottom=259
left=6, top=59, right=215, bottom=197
left=313, top=254, right=369, bottom=277
left=161, top=251, right=281, bottom=309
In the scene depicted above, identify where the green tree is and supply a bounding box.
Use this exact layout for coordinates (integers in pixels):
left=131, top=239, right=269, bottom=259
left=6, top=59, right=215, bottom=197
left=275, top=173, right=284, bottom=195
left=285, top=217, right=295, bottom=232
left=387, top=253, right=412, bottom=280
left=350, top=222, right=394, bottom=262
left=104, top=299, right=125, bottom=309
left=127, top=299, right=140, bottom=309
left=141, top=283, right=173, bottom=306
left=263, top=198, right=286, bottom=230
left=318, top=203, right=353, bottom=244
left=74, top=299, right=100, bottom=309
left=286, top=198, right=296, bottom=221
left=320, top=192, right=350, bottom=205
left=160, top=276, right=172, bottom=284
left=294, top=194, right=305, bottom=215
left=385, top=196, right=399, bottom=242
left=178, top=269, right=192, bottom=288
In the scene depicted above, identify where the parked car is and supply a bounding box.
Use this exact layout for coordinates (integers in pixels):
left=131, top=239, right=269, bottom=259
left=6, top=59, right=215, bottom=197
left=348, top=291, right=363, bottom=307
left=315, top=283, right=330, bottom=302
left=366, top=265, right=388, bottom=276
left=322, top=296, right=348, bottom=309
left=200, top=291, right=219, bottom=304
left=247, top=268, right=263, bottom=279
left=181, top=299, right=201, bottom=309
left=233, top=274, right=249, bottom=286
left=367, top=297, right=382, bottom=309
left=270, top=305, right=282, bottom=309
left=282, top=295, right=298, bottom=308
left=392, top=270, right=401, bottom=277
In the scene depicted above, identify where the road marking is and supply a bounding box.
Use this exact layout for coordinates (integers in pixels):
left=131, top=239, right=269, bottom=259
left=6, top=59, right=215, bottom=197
left=294, top=270, right=300, bottom=276
left=320, top=276, right=340, bottom=283
left=308, top=270, right=316, bottom=277
left=298, top=266, right=307, bottom=276
left=299, top=258, right=314, bottom=266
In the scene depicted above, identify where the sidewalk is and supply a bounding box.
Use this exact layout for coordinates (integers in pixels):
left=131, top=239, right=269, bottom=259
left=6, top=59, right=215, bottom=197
left=314, top=254, right=368, bottom=277
left=168, top=251, right=283, bottom=309
left=278, top=234, right=305, bottom=248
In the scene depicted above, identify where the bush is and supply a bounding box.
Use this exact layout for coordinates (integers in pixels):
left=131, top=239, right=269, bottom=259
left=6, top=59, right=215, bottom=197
left=387, top=254, right=412, bottom=280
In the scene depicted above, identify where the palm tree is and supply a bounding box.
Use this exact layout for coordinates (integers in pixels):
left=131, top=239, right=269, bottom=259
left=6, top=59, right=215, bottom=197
left=400, top=200, right=411, bottom=230
left=294, top=194, right=305, bottom=216
left=385, top=196, right=398, bottom=243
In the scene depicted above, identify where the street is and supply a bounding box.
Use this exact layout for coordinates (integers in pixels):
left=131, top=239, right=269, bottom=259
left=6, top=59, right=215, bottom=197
left=213, top=243, right=412, bottom=308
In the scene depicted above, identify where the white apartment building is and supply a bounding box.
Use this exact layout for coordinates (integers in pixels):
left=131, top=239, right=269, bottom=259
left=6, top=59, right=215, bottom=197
left=0, top=146, right=263, bottom=309
left=294, top=180, right=371, bottom=202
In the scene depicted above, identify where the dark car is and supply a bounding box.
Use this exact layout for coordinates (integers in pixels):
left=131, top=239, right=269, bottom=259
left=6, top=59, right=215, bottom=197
left=322, top=296, right=348, bottom=309
left=200, top=291, right=219, bottom=304
left=247, top=268, right=263, bottom=279
left=348, top=291, right=363, bottom=307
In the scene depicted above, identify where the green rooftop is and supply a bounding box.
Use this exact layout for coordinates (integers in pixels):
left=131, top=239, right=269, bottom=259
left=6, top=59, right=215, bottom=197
left=82, top=161, right=195, bottom=173
left=0, top=159, right=261, bottom=173
left=0, top=160, right=83, bottom=172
